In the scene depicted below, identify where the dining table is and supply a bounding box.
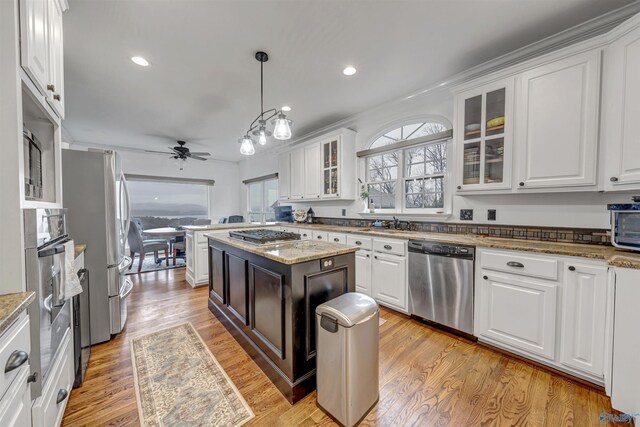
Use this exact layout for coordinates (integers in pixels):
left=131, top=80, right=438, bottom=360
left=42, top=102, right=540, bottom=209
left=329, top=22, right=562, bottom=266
left=142, top=227, right=187, bottom=264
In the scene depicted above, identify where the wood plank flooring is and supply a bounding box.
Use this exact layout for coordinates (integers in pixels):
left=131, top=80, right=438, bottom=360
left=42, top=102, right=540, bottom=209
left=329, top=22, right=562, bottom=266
left=62, top=268, right=621, bottom=426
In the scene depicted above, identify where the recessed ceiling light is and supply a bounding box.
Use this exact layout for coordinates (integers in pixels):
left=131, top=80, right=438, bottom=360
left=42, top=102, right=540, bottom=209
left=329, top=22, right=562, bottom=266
left=343, top=66, right=356, bottom=76
left=131, top=56, right=149, bottom=67
left=281, top=105, right=291, bottom=112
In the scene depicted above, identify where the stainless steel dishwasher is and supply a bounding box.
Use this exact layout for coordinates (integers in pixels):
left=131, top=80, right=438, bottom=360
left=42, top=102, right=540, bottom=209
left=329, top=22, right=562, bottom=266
left=408, top=240, right=475, bottom=336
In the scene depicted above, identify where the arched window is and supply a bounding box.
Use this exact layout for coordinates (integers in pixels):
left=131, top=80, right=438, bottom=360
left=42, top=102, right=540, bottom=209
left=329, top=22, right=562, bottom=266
left=369, top=120, right=449, bottom=149
left=362, top=118, right=451, bottom=213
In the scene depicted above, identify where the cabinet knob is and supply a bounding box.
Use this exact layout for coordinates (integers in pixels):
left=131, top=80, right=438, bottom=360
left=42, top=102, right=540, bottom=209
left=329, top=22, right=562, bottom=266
left=317, top=236, right=322, bottom=239
left=53, top=94, right=61, bottom=101
left=333, top=238, right=339, bottom=242
left=483, top=275, right=488, bottom=280
left=355, top=241, right=362, bottom=245
left=610, top=177, right=619, bottom=182
left=374, top=255, right=378, bottom=259
left=568, top=266, right=576, bottom=271
left=519, top=182, right=525, bottom=187
left=336, top=193, right=339, bottom=197
left=47, top=84, right=55, bottom=92
left=384, top=244, right=392, bottom=250
left=457, top=186, right=461, bottom=190
left=317, top=195, right=320, bottom=198
left=366, top=254, right=370, bottom=258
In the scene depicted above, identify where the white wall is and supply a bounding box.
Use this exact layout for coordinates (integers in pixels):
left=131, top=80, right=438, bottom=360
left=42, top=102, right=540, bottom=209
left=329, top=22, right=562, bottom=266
left=70, top=145, right=243, bottom=220
left=239, top=87, right=635, bottom=229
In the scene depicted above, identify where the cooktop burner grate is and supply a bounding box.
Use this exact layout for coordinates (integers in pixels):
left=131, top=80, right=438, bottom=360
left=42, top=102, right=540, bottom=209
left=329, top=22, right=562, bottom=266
left=229, top=229, right=301, bottom=245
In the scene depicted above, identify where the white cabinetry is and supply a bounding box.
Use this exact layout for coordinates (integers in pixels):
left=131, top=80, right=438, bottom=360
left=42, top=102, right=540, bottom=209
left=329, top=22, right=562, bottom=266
left=603, top=14, right=640, bottom=190
left=355, top=249, right=372, bottom=295
left=475, top=248, right=612, bottom=386
left=560, top=262, right=608, bottom=377
left=0, top=367, right=31, bottom=427
left=290, top=148, right=305, bottom=200
left=477, top=272, right=557, bottom=359
left=372, top=252, right=407, bottom=312
left=311, top=230, right=328, bottom=241
left=185, top=230, right=210, bottom=287
left=278, top=152, right=291, bottom=200
left=515, top=50, right=600, bottom=189
left=304, top=144, right=321, bottom=199
left=20, top=0, right=66, bottom=118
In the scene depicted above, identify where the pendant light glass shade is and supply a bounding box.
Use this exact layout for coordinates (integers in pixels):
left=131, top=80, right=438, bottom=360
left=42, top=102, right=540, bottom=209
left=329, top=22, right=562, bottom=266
left=272, top=113, right=292, bottom=140
left=239, top=136, right=255, bottom=155
left=258, top=129, right=267, bottom=145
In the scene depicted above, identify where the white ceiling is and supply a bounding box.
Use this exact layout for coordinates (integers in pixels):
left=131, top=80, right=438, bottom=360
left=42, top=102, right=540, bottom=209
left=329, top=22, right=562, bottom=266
left=63, top=0, right=634, bottom=162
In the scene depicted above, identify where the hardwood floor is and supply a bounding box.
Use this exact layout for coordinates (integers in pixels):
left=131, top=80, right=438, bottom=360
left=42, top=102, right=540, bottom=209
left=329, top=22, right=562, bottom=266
left=62, top=269, right=620, bottom=426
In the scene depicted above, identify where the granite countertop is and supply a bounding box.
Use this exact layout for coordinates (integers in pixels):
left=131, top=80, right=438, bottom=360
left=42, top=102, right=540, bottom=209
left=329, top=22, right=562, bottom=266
left=206, top=234, right=360, bottom=265
left=0, top=292, right=35, bottom=336
left=184, top=223, right=277, bottom=231
left=285, top=223, right=640, bottom=269
left=74, top=244, right=87, bottom=258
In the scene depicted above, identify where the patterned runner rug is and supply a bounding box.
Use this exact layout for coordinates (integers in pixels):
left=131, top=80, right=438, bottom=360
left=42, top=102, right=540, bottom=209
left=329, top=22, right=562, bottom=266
left=131, top=323, right=255, bottom=427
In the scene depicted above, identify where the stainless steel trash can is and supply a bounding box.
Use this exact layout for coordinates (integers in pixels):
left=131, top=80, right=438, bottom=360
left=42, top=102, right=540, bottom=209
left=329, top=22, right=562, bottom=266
left=316, top=292, right=379, bottom=427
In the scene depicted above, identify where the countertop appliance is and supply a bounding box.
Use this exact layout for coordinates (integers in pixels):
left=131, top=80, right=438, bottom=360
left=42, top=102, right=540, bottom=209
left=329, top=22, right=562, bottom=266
left=408, top=240, right=475, bottom=336
left=229, top=229, right=300, bottom=245
left=73, top=268, right=91, bottom=387
left=24, top=208, right=72, bottom=399
left=23, top=126, right=43, bottom=200
left=62, top=149, right=132, bottom=344
left=607, top=202, right=640, bottom=251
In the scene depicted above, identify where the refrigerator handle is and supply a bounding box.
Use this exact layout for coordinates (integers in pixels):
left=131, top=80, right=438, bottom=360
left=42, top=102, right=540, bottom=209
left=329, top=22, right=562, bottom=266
left=120, top=171, right=131, bottom=255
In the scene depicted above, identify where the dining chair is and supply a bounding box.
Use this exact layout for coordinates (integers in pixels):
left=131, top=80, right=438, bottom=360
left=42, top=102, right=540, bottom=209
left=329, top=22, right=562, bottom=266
left=127, top=221, right=169, bottom=272
left=228, top=215, right=244, bottom=223
left=173, top=240, right=186, bottom=266
left=218, top=217, right=228, bottom=224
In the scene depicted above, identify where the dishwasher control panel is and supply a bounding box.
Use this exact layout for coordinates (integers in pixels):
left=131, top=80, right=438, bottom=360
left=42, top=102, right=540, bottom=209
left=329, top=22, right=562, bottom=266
left=408, top=241, right=475, bottom=258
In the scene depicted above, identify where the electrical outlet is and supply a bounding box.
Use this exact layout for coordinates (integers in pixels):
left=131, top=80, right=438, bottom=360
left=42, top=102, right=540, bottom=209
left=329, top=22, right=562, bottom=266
left=342, top=209, right=346, bottom=217
left=488, top=209, right=497, bottom=221
left=460, top=209, right=473, bottom=221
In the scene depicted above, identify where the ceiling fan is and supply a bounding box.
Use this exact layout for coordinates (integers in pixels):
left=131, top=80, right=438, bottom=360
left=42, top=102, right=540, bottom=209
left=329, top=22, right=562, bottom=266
left=145, top=140, right=211, bottom=161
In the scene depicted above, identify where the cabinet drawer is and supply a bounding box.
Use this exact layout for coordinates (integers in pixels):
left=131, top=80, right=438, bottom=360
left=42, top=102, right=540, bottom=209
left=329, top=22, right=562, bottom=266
left=196, top=231, right=208, bottom=244
left=0, top=366, right=31, bottom=427
left=297, top=229, right=312, bottom=240
left=481, top=250, right=558, bottom=280
left=34, top=331, right=72, bottom=427
left=347, top=235, right=372, bottom=250
left=0, top=314, right=30, bottom=401
left=312, top=231, right=328, bottom=241
left=327, top=233, right=346, bottom=244
left=373, top=238, right=407, bottom=256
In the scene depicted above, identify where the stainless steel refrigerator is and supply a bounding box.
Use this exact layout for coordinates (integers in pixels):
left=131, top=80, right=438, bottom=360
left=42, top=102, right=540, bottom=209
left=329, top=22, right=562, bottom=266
left=62, top=149, right=132, bottom=344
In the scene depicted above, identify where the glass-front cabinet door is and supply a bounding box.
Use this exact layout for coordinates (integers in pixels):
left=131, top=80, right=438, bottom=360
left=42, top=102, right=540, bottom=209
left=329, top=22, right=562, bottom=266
left=322, top=137, right=340, bottom=197
left=456, top=78, right=513, bottom=192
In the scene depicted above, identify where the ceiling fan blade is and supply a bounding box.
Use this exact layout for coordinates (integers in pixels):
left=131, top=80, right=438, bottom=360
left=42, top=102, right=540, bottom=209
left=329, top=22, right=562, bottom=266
left=145, top=150, right=175, bottom=155
left=189, top=152, right=211, bottom=156
left=189, top=155, right=208, bottom=161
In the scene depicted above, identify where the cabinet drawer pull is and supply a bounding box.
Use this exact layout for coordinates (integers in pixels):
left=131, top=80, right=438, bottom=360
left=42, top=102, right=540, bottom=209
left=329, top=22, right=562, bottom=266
left=610, top=177, right=619, bottom=182
left=355, top=241, right=362, bottom=245
left=53, top=94, right=61, bottom=101
left=56, top=388, right=68, bottom=404
left=374, top=255, right=378, bottom=259
left=506, top=261, right=524, bottom=268
left=317, top=236, right=322, bottom=239
left=47, top=84, right=55, bottom=92
left=519, top=182, right=525, bottom=187
left=4, top=350, right=28, bottom=373
left=366, top=254, right=370, bottom=258
left=483, top=275, right=488, bottom=280
left=568, top=266, right=576, bottom=271
left=333, top=238, right=340, bottom=242
left=384, top=245, right=392, bottom=250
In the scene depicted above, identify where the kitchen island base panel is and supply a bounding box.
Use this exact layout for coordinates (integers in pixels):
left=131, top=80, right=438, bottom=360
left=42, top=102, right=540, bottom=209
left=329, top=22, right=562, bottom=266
left=208, top=298, right=316, bottom=404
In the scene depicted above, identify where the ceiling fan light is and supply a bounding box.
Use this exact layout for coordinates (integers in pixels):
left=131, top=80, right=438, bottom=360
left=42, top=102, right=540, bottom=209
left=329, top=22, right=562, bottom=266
left=272, top=113, right=292, bottom=140
left=239, top=136, right=255, bottom=155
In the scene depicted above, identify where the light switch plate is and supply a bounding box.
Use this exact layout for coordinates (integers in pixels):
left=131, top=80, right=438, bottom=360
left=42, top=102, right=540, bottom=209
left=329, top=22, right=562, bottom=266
left=488, top=209, right=497, bottom=221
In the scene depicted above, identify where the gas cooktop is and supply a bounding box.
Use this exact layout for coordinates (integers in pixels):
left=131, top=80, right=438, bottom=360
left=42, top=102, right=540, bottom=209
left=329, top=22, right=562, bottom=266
left=228, top=229, right=301, bottom=245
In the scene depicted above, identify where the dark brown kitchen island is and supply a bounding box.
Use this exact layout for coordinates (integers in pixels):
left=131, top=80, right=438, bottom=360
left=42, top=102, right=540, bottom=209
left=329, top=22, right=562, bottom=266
left=206, top=232, right=358, bottom=403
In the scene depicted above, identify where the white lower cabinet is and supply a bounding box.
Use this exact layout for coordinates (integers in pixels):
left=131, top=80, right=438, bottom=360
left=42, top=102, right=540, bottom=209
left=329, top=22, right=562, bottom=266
left=186, top=230, right=210, bottom=287
left=560, top=262, right=608, bottom=377
left=0, top=313, right=32, bottom=427
left=32, top=330, right=73, bottom=427
left=477, top=272, right=557, bottom=360
left=475, top=248, right=611, bottom=386
left=0, top=366, right=31, bottom=426
left=372, top=252, right=407, bottom=313
left=312, top=231, right=328, bottom=241
left=355, top=249, right=372, bottom=295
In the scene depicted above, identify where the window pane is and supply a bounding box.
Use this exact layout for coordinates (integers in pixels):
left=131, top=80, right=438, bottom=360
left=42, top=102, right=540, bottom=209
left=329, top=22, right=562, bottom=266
left=249, top=213, right=262, bottom=223
left=404, top=177, right=444, bottom=209
left=425, top=142, right=447, bottom=172
left=405, top=179, right=423, bottom=194
left=402, top=123, right=422, bottom=139
left=249, top=183, right=261, bottom=212
left=265, top=179, right=278, bottom=209
left=368, top=155, right=384, bottom=170
left=405, top=147, right=425, bottom=164
left=382, top=153, right=398, bottom=167
left=384, top=128, right=401, bottom=141
left=128, top=180, right=209, bottom=228
left=407, top=164, right=425, bottom=177
left=382, top=166, right=397, bottom=180
left=367, top=182, right=396, bottom=209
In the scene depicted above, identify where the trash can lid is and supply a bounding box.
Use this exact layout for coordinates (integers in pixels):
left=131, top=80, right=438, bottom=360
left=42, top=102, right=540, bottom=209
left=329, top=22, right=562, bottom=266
left=316, top=292, right=379, bottom=328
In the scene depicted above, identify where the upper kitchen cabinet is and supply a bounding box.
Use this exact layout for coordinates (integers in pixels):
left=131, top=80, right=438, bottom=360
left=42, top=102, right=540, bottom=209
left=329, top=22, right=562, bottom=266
left=454, top=78, right=514, bottom=193
left=20, top=0, right=67, bottom=119
left=515, top=50, right=600, bottom=190
left=278, top=128, right=356, bottom=202
left=278, top=152, right=291, bottom=200
left=602, top=13, right=640, bottom=191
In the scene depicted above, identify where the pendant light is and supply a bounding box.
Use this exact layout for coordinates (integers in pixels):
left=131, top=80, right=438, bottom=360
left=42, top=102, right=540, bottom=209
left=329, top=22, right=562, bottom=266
left=238, top=51, right=293, bottom=155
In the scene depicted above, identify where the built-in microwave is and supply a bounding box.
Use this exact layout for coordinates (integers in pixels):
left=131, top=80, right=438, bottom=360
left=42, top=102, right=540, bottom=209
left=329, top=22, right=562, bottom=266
left=23, top=127, right=43, bottom=200
left=608, top=201, right=640, bottom=251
